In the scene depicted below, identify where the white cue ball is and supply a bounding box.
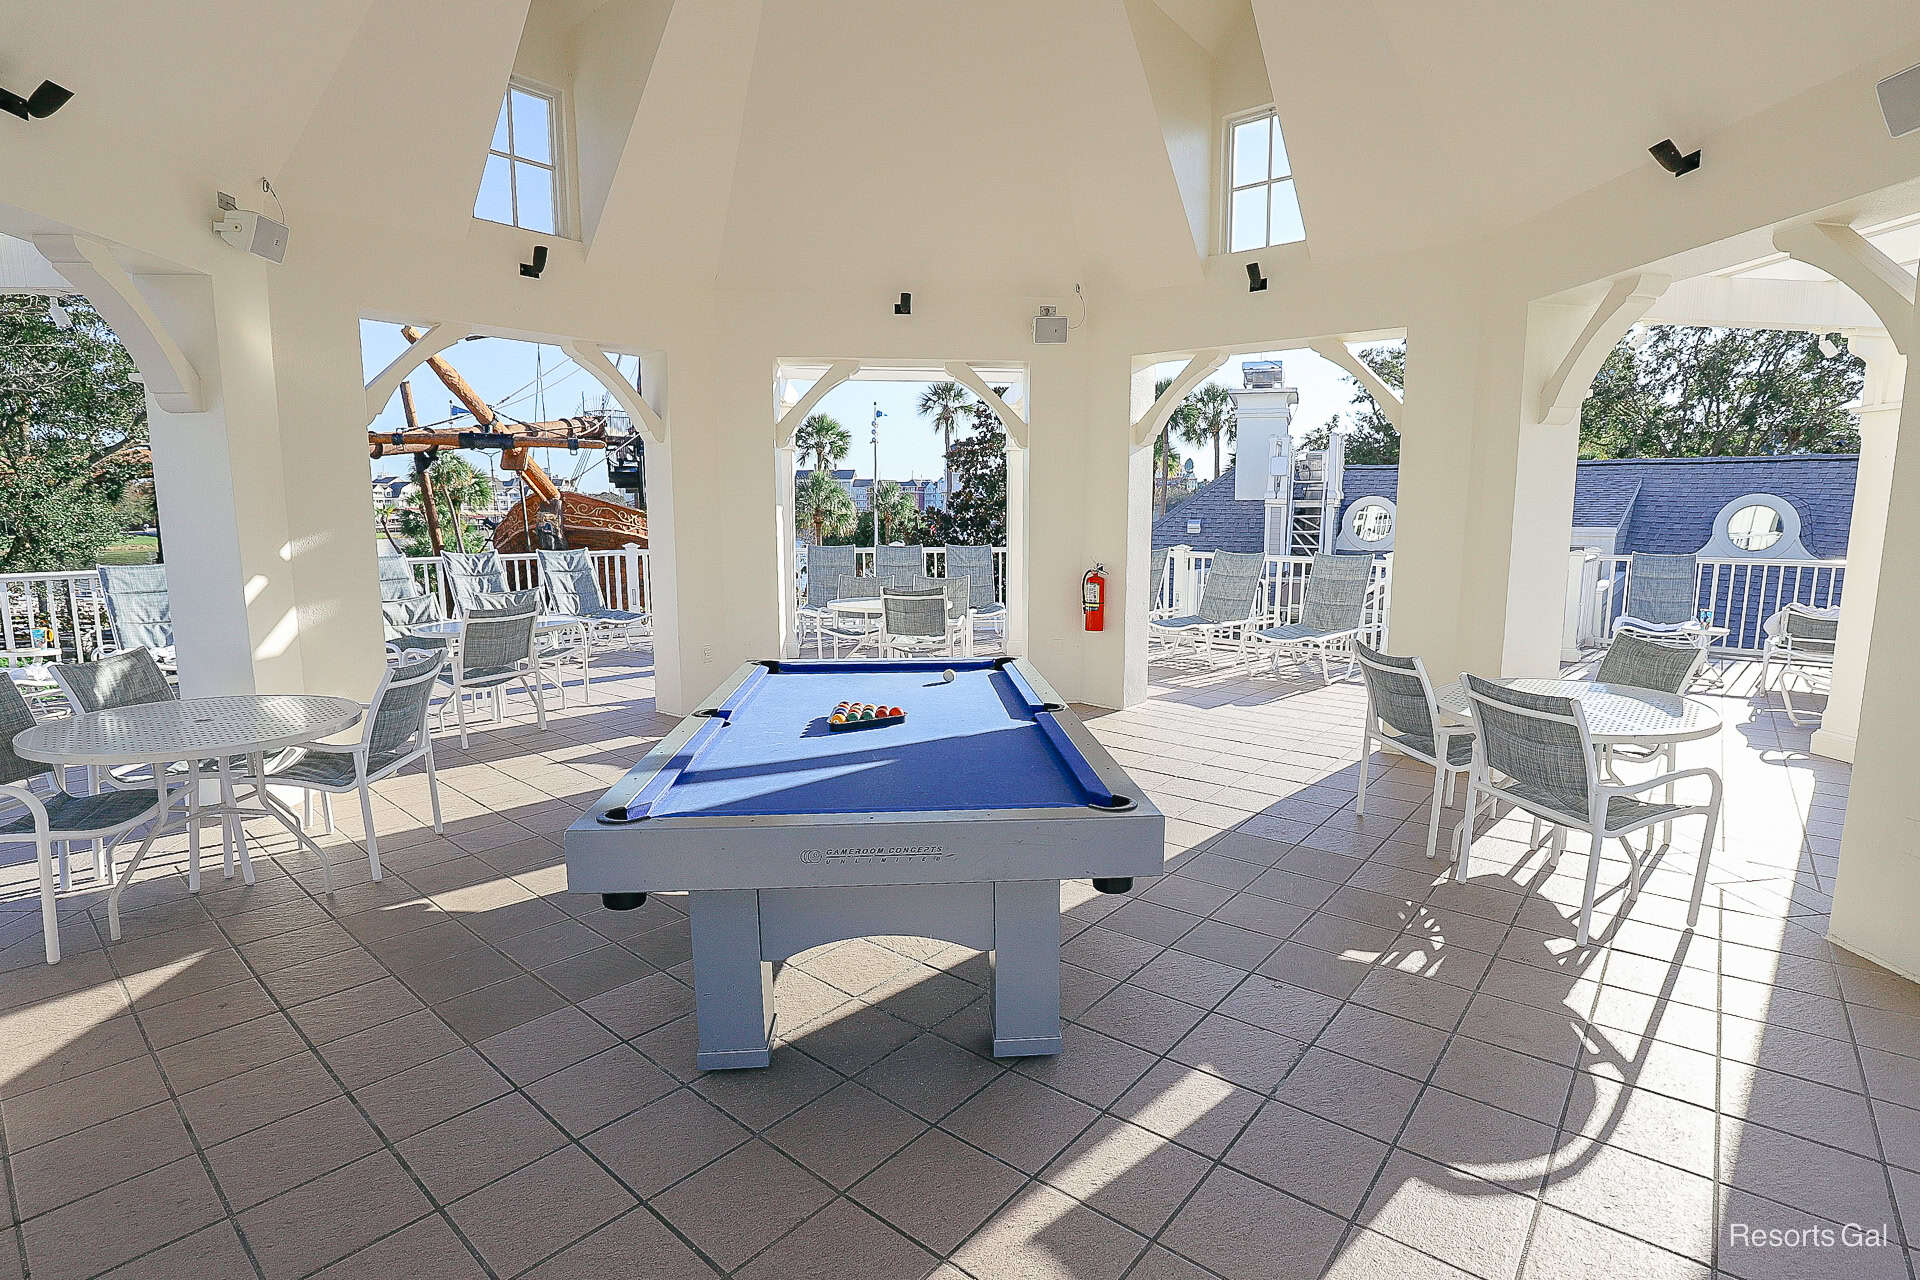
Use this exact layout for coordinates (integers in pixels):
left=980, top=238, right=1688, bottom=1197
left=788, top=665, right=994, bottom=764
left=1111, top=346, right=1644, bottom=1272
left=941, top=669, right=956, bottom=683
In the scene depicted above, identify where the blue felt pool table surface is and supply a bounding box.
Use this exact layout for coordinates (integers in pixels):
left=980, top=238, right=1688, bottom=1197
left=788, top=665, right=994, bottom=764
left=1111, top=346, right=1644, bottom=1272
left=627, top=659, right=1115, bottom=819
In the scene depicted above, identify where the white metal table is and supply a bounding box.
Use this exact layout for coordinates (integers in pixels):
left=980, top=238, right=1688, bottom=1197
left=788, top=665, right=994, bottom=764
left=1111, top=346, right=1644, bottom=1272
left=1433, top=678, right=1722, bottom=745
left=13, top=694, right=362, bottom=939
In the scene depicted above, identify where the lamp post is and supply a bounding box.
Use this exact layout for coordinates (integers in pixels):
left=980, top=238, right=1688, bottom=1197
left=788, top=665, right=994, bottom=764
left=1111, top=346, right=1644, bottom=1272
left=870, top=403, right=886, bottom=569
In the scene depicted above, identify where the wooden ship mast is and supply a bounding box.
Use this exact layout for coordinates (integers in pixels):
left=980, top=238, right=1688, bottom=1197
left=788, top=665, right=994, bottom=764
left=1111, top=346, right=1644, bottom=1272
left=369, top=327, right=647, bottom=553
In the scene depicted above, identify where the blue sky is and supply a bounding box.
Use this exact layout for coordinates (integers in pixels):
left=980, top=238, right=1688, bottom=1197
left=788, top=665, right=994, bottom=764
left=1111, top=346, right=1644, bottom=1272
left=364, top=320, right=1386, bottom=487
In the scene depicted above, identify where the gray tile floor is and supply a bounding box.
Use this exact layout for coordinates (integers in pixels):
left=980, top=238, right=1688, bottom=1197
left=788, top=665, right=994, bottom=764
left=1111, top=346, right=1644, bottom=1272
left=0, top=648, right=1915, bottom=1279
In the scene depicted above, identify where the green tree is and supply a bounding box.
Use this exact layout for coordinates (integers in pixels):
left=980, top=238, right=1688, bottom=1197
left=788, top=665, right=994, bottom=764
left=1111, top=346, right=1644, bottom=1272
left=917, top=381, right=970, bottom=512
left=1151, top=376, right=1200, bottom=515
left=1578, top=327, right=1861, bottom=458
left=1177, top=381, right=1237, bottom=479
left=928, top=395, right=1009, bottom=546
left=1299, top=343, right=1405, bottom=464
left=0, top=295, right=151, bottom=571
left=394, top=455, right=494, bottom=554
left=868, top=479, right=923, bottom=545
left=794, top=412, right=852, bottom=473
left=796, top=467, right=855, bottom=544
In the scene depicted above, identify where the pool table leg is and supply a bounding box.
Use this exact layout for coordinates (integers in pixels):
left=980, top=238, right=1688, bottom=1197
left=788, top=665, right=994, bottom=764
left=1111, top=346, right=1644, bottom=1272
left=688, top=890, right=776, bottom=1070
left=990, top=880, right=1064, bottom=1058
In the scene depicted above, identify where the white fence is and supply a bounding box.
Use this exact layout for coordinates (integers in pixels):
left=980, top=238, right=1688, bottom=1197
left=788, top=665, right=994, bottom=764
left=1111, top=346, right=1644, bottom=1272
left=1162, top=547, right=1393, bottom=648
left=1592, top=554, right=1845, bottom=654
left=1, top=545, right=654, bottom=661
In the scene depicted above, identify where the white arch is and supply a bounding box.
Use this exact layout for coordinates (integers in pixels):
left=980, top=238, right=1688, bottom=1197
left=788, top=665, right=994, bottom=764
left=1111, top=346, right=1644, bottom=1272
left=361, top=322, right=471, bottom=427
left=31, top=233, right=206, bottom=413
left=1536, top=273, right=1668, bottom=426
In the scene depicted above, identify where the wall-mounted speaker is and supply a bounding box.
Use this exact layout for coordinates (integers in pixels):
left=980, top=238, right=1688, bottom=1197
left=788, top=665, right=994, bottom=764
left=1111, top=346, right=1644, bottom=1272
left=1878, top=62, right=1920, bottom=138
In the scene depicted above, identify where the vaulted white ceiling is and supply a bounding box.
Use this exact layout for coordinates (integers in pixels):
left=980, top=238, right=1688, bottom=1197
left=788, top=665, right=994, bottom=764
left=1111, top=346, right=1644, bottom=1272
left=10, top=0, right=1918, bottom=292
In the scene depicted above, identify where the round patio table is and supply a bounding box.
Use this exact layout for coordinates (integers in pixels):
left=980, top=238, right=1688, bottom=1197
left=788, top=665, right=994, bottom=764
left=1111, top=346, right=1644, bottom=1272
left=13, top=694, right=362, bottom=940
left=826, top=598, right=884, bottom=619
left=401, top=615, right=591, bottom=703
left=1432, top=678, right=1721, bottom=745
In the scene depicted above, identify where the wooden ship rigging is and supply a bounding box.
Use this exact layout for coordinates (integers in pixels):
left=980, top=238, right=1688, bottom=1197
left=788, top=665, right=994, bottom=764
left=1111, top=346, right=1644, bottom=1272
left=368, top=326, right=647, bottom=553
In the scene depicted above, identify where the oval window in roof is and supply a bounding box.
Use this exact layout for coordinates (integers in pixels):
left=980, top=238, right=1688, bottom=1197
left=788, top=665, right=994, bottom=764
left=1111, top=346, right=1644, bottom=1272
left=1726, top=503, right=1785, bottom=552
left=1348, top=501, right=1393, bottom=543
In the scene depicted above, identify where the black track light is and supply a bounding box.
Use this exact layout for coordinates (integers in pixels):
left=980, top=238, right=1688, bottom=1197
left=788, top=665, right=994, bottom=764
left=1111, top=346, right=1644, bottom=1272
left=1246, top=262, right=1268, bottom=293
left=1649, top=139, right=1701, bottom=177
left=0, top=80, right=72, bottom=121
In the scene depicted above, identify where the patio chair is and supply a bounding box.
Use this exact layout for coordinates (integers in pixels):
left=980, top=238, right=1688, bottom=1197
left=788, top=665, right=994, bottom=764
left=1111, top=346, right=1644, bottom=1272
left=1354, top=644, right=1473, bottom=861
left=435, top=593, right=547, bottom=748
left=798, top=544, right=859, bottom=652
left=814, top=572, right=882, bottom=657
left=1148, top=547, right=1173, bottom=619
left=878, top=584, right=966, bottom=657
left=441, top=550, right=512, bottom=616
left=876, top=545, right=926, bottom=579
left=242, top=652, right=444, bottom=881
left=1592, top=631, right=1708, bottom=772
left=1147, top=550, right=1265, bottom=664
left=1457, top=673, right=1720, bottom=945
left=1250, top=553, right=1373, bottom=682
left=1613, top=553, right=1709, bottom=648
left=0, top=678, right=170, bottom=964
left=537, top=549, right=648, bottom=648
left=1759, top=604, right=1839, bottom=726
left=379, top=554, right=450, bottom=659
left=944, top=546, right=1005, bottom=646
left=97, top=564, right=175, bottom=668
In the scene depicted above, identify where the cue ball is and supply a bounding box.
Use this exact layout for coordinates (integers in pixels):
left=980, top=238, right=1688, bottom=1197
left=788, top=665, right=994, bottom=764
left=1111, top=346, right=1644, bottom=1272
left=941, top=669, right=956, bottom=683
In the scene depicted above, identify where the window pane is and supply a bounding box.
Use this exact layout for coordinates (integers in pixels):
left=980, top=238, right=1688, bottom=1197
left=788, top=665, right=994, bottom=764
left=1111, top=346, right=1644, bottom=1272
left=511, top=89, right=551, bottom=164
left=490, top=95, right=510, bottom=153
left=516, top=160, right=555, bottom=234
left=1229, top=185, right=1266, bottom=252
left=474, top=153, right=512, bottom=225
left=1268, top=179, right=1305, bottom=245
left=1728, top=504, right=1783, bottom=551
left=1270, top=120, right=1292, bottom=179
left=1232, top=116, right=1270, bottom=188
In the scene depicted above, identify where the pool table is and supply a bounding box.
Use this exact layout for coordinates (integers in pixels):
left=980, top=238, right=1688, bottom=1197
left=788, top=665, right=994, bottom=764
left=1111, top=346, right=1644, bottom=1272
left=565, top=657, right=1164, bottom=1068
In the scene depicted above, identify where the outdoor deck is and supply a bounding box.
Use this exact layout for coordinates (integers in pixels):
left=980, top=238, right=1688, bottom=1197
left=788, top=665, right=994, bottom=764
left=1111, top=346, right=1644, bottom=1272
left=0, top=648, right=1913, bottom=1280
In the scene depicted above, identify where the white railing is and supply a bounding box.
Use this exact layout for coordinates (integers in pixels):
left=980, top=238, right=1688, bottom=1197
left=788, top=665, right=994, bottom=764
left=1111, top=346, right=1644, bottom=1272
left=1, top=545, right=655, bottom=661
left=797, top=546, right=1010, bottom=604
left=1593, top=554, right=1845, bottom=654
left=1164, top=546, right=1392, bottom=648
left=1, top=570, right=110, bottom=661
left=399, top=545, right=654, bottom=615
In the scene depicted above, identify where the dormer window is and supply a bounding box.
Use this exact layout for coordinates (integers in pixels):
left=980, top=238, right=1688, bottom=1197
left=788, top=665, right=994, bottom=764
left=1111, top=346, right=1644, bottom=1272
left=1227, top=108, right=1305, bottom=253
left=476, top=80, right=562, bottom=235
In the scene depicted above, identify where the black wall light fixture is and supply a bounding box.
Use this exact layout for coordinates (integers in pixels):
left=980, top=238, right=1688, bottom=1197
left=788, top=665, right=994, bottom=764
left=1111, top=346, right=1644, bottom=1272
left=1246, top=262, right=1268, bottom=293
left=520, top=245, right=548, bottom=278
left=0, top=79, right=72, bottom=121
left=894, top=292, right=912, bottom=315
left=1649, top=139, right=1701, bottom=177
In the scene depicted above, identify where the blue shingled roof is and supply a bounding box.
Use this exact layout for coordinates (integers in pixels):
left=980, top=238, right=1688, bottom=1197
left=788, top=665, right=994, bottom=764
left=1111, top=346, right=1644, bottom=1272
left=1154, top=455, right=1859, bottom=557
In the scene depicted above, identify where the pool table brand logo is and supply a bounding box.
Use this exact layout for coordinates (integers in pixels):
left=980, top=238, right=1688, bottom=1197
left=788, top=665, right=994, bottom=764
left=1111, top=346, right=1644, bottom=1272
left=802, top=845, right=951, bottom=866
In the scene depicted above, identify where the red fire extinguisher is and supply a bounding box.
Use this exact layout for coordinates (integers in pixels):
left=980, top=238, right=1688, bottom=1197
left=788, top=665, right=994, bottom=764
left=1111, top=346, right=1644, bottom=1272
left=1082, top=565, right=1107, bottom=632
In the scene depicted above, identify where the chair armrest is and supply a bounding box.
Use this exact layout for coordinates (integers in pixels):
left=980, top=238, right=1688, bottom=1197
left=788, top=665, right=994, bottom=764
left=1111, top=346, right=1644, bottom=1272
left=1604, top=766, right=1721, bottom=801
left=0, top=782, right=50, bottom=835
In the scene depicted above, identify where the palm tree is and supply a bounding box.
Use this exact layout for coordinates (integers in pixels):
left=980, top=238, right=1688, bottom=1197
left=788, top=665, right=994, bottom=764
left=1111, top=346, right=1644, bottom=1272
left=917, top=382, right=971, bottom=513
left=1181, top=382, right=1237, bottom=480
left=796, top=468, right=855, bottom=545
left=404, top=455, right=494, bottom=553
left=1151, top=377, right=1199, bottom=515
left=794, top=413, right=852, bottom=474
left=869, top=479, right=921, bottom=545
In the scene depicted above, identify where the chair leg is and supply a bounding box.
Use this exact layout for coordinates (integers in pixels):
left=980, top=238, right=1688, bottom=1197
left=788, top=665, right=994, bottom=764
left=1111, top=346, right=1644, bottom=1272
left=186, top=771, right=202, bottom=893
left=1454, top=781, right=1476, bottom=881
left=56, top=839, right=69, bottom=892
left=36, top=834, right=60, bottom=965
left=1687, top=804, right=1719, bottom=930
left=358, top=783, right=381, bottom=882
left=1424, top=765, right=1445, bottom=861
left=1355, top=729, right=1369, bottom=816
left=425, top=748, right=444, bottom=836
left=1530, top=815, right=1542, bottom=849
left=454, top=686, right=470, bottom=749
left=1578, top=824, right=1606, bottom=945
left=321, top=793, right=334, bottom=835
left=530, top=672, right=547, bottom=731
left=302, top=790, right=313, bottom=833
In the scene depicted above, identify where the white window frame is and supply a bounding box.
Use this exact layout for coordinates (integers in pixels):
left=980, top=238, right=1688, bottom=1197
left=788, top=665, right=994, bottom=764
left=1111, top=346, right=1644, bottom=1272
left=1700, top=492, right=1811, bottom=559
left=1222, top=105, right=1304, bottom=254
left=477, top=77, right=571, bottom=237
left=1336, top=497, right=1396, bottom=552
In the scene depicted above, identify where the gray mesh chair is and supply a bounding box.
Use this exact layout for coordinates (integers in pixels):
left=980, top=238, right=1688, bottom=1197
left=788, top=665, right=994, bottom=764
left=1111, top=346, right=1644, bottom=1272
left=1148, top=547, right=1172, bottom=618
left=97, top=565, right=175, bottom=666
left=1593, top=632, right=1709, bottom=769
left=1458, top=674, right=1720, bottom=944
left=1252, top=554, right=1374, bottom=682
left=798, top=544, right=860, bottom=652
left=537, top=549, right=648, bottom=646
left=379, top=554, right=450, bottom=656
left=244, top=652, right=445, bottom=880
left=1355, top=644, right=1473, bottom=861
left=436, top=593, right=546, bottom=748
left=1760, top=604, right=1840, bottom=726
left=879, top=586, right=960, bottom=657
left=1614, top=553, right=1708, bottom=648
left=1147, top=550, right=1265, bottom=664
left=49, top=647, right=174, bottom=713
left=0, top=678, right=167, bottom=964
left=876, top=545, right=926, bottom=579
left=944, top=546, right=1005, bottom=647
left=441, top=550, right=512, bottom=616
left=816, top=572, right=881, bottom=657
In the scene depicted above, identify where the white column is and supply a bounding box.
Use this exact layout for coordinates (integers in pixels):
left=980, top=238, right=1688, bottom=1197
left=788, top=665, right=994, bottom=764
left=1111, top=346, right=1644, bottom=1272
left=1811, top=332, right=1903, bottom=763
left=1829, top=354, right=1920, bottom=980
left=1389, top=298, right=1583, bottom=680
